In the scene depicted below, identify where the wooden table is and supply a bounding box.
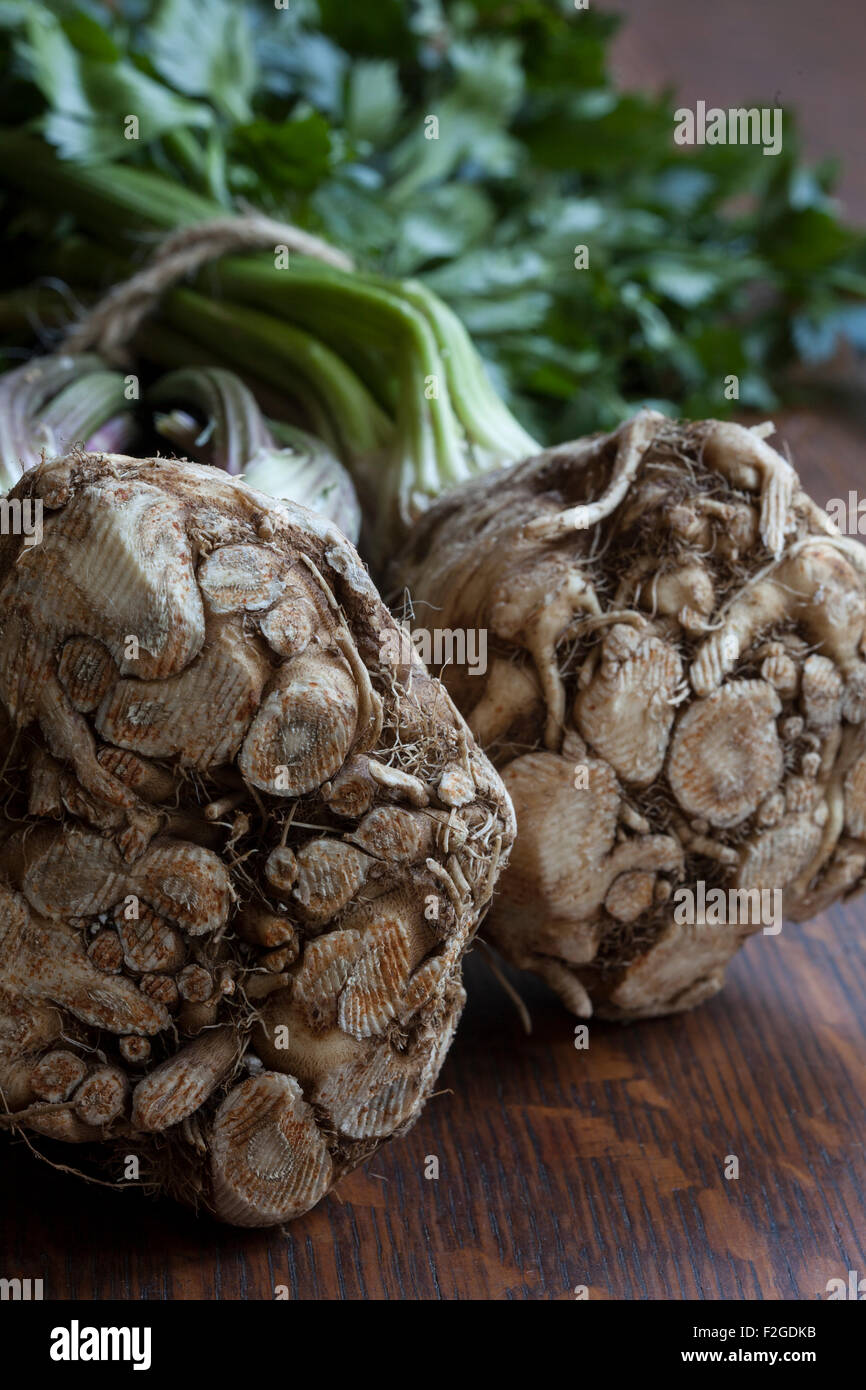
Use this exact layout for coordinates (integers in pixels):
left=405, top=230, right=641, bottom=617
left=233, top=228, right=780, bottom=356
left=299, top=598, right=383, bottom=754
left=2, top=837, right=864, bottom=1300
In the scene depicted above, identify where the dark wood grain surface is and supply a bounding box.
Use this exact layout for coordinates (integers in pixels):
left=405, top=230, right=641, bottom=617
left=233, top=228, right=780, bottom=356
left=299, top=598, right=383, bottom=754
left=1, top=862, right=864, bottom=1300
left=2, top=1, right=865, bottom=1303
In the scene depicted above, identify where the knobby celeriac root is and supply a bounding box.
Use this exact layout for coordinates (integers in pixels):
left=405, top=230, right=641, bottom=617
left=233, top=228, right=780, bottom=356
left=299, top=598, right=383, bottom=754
left=390, top=412, right=866, bottom=1020
left=0, top=451, right=514, bottom=1224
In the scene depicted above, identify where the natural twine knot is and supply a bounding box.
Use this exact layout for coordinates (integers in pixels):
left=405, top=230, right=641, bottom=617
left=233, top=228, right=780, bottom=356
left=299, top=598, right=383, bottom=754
left=64, top=213, right=354, bottom=363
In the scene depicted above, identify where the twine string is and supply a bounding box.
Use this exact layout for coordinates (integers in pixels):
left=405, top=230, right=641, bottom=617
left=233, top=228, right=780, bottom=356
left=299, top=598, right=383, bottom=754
left=64, top=214, right=354, bottom=362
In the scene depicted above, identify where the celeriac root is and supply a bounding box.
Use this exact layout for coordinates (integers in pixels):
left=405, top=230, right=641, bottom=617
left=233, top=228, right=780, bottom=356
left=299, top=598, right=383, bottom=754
left=0, top=451, right=514, bottom=1223
left=391, top=413, right=866, bottom=1019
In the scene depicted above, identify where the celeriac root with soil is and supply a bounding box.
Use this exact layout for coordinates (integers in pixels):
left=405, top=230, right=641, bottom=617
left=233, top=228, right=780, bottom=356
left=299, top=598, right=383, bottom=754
left=0, top=451, right=514, bottom=1224
left=391, top=412, right=866, bottom=1019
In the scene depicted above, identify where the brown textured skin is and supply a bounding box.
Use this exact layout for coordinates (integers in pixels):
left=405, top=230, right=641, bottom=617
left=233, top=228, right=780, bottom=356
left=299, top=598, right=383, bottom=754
left=391, top=414, right=866, bottom=1020
left=0, top=452, right=514, bottom=1224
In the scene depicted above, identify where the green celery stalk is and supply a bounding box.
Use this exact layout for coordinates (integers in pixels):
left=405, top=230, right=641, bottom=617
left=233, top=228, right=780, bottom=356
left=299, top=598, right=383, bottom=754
left=162, top=288, right=392, bottom=460
left=0, top=131, right=541, bottom=548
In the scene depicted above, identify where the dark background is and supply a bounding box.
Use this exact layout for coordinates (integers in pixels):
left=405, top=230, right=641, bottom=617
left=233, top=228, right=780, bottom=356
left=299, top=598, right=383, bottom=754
left=603, top=0, right=866, bottom=222
left=2, top=1, right=865, bottom=1300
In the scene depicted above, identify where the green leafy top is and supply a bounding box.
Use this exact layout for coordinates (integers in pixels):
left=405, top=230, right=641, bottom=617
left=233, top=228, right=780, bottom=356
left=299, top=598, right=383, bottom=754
left=1, top=0, right=865, bottom=440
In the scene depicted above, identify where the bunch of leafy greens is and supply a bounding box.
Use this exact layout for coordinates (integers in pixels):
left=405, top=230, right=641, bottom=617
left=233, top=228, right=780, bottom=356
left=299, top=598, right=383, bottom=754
left=1, top=0, right=865, bottom=447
